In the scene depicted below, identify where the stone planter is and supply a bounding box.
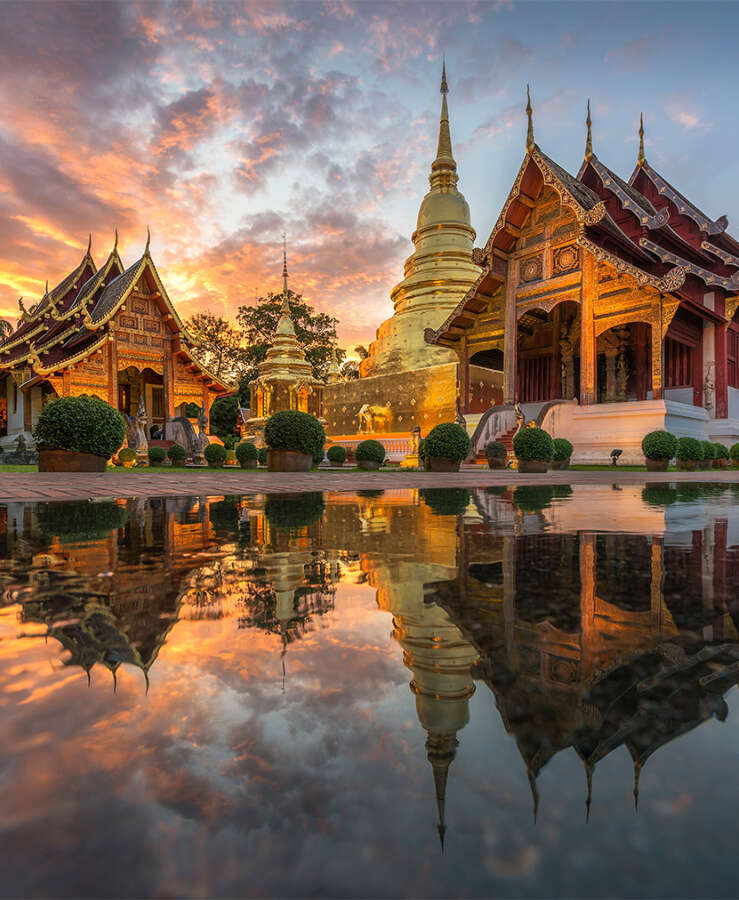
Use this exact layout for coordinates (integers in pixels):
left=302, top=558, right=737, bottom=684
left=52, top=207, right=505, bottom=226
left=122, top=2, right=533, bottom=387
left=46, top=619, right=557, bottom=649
left=487, top=457, right=506, bottom=469
left=358, top=460, right=381, bottom=471
left=713, top=458, right=727, bottom=469
left=645, top=459, right=670, bottom=472
left=551, top=459, right=571, bottom=470
left=240, top=459, right=257, bottom=469
left=39, top=448, right=108, bottom=473
left=427, top=458, right=461, bottom=473
left=517, top=459, right=549, bottom=474
left=677, top=459, right=697, bottom=471
left=267, top=449, right=312, bottom=472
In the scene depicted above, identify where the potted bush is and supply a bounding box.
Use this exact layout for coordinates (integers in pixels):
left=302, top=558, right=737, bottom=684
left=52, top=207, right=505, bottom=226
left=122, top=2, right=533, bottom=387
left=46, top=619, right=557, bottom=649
left=327, top=445, right=347, bottom=466
left=236, top=441, right=258, bottom=469
left=512, top=426, right=553, bottom=474
left=168, top=443, right=187, bottom=467
left=204, top=443, right=227, bottom=468
left=700, top=440, right=716, bottom=470
left=675, top=436, right=702, bottom=471
left=713, top=443, right=729, bottom=469
left=424, top=422, right=470, bottom=473
left=731, top=443, right=739, bottom=468
left=35, top=500, right=128, bottom=543
left=257, top=447, right=268, bottom=467
left=640, top=430, right=677, bottom=472
left=551, top=438, right=574, bottom=470
left=485, top=440, right=507, bottom=470
left=34, top=395, right=126, bottom=472
left=148, top=446, right=166, bottom=466
left=118, top=447, right=137, bottom=468
left=264, top=410, right=325, bottom=472
left=355, top=439, right=386, bottom=471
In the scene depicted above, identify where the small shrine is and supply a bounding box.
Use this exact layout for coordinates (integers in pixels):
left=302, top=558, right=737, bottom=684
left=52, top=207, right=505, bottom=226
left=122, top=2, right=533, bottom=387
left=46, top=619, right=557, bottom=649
left=241, top=242, right=325, bottom=445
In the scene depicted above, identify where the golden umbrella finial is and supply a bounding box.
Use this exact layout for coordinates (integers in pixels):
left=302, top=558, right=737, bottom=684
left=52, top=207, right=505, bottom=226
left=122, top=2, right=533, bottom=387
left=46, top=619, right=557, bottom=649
left=585, top=99, right=593, bottom=162
left=526, top=84, right=535, bottom=153
left=638, top=112, right=646, bottom=167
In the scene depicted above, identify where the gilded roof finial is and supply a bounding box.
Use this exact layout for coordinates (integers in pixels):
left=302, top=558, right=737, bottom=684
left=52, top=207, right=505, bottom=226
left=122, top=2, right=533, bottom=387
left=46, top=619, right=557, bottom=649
left=44, top=280, right=49, bottom=297
left=638, top=113, right=646, bottom=167
left=431, top=58, right=455, bottom=176
left=113, top=228, right=119, bottom=252
left=441, top=55, right=448, bottom=94
left=86, top=232, right=92, bottom=256
left=585, top=99, right=593, bottom=162
left=145, top=225, right=151, bottom=255
left=526, top=84, right=535, bottom=153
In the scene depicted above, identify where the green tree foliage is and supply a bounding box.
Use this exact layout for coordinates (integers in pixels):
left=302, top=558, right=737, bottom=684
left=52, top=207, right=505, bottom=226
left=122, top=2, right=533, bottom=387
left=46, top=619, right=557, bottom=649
left=186, top=311, right=244, bottom=381
left=209, top=395, right=240, bottom=444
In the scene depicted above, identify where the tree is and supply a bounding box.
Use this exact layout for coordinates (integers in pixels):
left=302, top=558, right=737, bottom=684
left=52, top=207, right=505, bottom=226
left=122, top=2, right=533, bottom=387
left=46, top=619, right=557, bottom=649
left=0, top=319, right=13, bottom=340
left=209, top=395, right=240, bottom=447
left=186, top=311, right=244, bottom=382
left=236, top=290, right=339, bottom=389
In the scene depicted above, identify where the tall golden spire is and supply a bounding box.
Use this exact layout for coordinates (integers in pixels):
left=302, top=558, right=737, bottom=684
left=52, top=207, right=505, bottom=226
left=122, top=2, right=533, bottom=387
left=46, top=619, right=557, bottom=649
left=526, top=84, right=535, bottom=153
left=584, top=99, right=593, bottom=161
left=280, top=232, right=290, bottom=316
left=638, top=113, right=646, bottom=167
left=429, top=59, right=457, bottom=190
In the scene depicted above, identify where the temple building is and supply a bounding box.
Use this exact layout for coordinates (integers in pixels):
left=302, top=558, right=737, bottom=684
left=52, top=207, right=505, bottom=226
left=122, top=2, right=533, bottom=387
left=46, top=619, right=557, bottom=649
left=0, top=233, right=231, bottom=450
left=322, top=67, right=501, bottom=444
left=427, top=96, right=739, bottom=462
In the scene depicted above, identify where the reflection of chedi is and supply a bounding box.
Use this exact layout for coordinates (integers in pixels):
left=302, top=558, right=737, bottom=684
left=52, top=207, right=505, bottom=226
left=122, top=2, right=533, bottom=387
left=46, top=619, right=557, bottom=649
left=360, top=64, right=481, bottom=377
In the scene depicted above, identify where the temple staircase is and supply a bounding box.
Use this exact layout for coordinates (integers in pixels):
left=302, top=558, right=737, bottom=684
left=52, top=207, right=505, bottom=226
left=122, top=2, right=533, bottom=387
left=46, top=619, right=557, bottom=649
left=472, top=424, right=517, bottom=465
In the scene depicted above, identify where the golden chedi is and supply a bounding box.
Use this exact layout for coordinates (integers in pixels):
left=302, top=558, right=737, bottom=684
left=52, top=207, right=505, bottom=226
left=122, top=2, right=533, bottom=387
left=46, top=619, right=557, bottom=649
left=360, top=63, right=481, bottom=377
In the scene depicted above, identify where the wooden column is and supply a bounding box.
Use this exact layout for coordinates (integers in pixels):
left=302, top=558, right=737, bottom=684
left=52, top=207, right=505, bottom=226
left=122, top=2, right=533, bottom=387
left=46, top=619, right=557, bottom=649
left=579, top=254, right=596, bottom=405
left=551, top=303, right=561, bottom=399
left=651, top=314, right=663, bottom=400
left=503, top=259, right=518, bottom=404
left=107, top=333, right=118, bottom=411
left=62, top=369, right=71, bottom=397
left=714, top=298, right=728, bottom=418
left=163, top=339, right=175, bottom=422
left=650, top=536, right=664, bottom=631
left=692, top=327, right=703, bottom=407
left=23, top=387, right=32, bottom=432
left=579, top=532, right=596, bottom=674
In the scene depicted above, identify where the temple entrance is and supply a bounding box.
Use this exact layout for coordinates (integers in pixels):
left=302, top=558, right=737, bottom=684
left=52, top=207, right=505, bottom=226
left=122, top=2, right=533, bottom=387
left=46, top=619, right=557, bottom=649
left=517, top=301, right=579, bottom=402
left=596, top=323, right=652, bottom=403
left=118, top=366, right=165, bottom=431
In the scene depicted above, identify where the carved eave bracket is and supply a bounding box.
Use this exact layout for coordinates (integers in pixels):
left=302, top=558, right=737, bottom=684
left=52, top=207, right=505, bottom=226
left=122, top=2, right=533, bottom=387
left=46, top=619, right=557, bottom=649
left=726, top=295, right=739, bottom=323
left=661, top=297, right=682, bottom=338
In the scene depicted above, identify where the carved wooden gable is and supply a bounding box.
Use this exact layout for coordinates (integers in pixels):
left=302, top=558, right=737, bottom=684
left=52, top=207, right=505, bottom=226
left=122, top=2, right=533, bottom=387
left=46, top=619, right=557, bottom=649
left=114, top=276, right=166, bottom=352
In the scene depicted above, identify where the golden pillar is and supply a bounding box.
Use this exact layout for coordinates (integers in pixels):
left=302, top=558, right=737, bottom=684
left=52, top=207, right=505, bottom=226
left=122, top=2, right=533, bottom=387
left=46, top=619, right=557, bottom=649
left=504, top=259, right=518, bottom=404
left=580, top=253, right=596, bottom=405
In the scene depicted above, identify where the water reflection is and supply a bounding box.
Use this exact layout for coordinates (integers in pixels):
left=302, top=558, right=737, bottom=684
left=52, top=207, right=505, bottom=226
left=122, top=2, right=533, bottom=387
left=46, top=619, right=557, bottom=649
left=0, top=484, right=738, bottom=897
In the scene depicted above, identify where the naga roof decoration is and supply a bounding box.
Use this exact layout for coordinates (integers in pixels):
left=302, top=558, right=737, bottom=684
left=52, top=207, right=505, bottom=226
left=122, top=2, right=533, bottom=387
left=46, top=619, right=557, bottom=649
left=631, top=161, right=728, bottom=235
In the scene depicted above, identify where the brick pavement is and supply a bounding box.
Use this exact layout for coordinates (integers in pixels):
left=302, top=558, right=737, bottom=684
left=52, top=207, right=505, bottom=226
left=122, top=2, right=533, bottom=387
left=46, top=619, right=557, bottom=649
left=0, top=467, right=737, bottom=501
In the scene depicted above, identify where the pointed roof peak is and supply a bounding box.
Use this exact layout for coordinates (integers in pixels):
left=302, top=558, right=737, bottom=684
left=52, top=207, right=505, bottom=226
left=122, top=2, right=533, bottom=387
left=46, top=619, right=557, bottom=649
left=638, top=113, right=646, bottom=167
left=440, top=56, right=448, bottom=94
left=86, top=232, right=92, bottom=256
left=526, top=84, right=535, bottom=153
left=430, top=58, right=457, bottom=187
left=113, top=228, right=119, bottom=252
left=584, top=99, right=593, bottom=162
left=145, top=226, right=151, bottom=256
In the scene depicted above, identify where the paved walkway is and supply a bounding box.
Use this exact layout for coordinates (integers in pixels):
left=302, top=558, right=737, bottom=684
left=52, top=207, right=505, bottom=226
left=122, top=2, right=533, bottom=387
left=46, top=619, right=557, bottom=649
left=0, top=467, right=737, bottom=501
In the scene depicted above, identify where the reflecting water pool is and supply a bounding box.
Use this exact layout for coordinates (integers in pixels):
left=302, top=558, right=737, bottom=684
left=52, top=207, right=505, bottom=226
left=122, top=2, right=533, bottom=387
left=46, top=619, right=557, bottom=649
left=1, top=483, right=739, bottom=898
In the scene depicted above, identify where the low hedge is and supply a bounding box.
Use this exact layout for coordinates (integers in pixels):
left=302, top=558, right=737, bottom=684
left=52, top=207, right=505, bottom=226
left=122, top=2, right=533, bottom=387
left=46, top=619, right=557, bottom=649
left=204, top=443, right=228, bottom=467
left=236, top=441, right=258, bottom=464
left=485, top=440, right=507, bottom=460
left=676, top=436, right=702, bottom=461
left=424, top=422, right=470, bottom=462
left=714, top=442, right=729, bottom=460
left=118, top=447, right=136, bottom=463
left=168, top=443, right=187, bottom=462
left=552, top=438, right=573, bottom=461
left=701, top=440, right=716, bottom=460
left=327, top=445, right=347, bottom=465
left=641, top=430, right=677, bottom=461
left=513, top=427, right=553, bottom=462
left=264, top=410, right=325, bottom=459
left=148, top=447, right=166, bottom=465
left=355, top=439, right=386, bottom=464
left=34, top=395, right=126, bottom=459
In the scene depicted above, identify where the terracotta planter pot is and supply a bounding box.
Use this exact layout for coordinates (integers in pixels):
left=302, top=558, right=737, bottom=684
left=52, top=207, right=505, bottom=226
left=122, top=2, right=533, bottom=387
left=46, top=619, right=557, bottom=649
left=517, top=459, right=549, bottom=473
left=358, top=460, right=381, bottom=471
left=427, top=458, right=461, bottom=473
left=732, top=460, right=739, bottom=468
left=551, top=459, right=571, bottom=470
left=487, top=457, right=506, bottom=469
left=39, top=448, right=108, bottom=473
left=677, top=459, right=697, bottom=471
left=712, top=459, right=726, bottom=469
left=267, top=449, right=312, bottom=472
left=645, top=458, right=670, bottom=472
left=171, top=460, right=186, bottom=468
left=240, top=459, right=257, bottom=469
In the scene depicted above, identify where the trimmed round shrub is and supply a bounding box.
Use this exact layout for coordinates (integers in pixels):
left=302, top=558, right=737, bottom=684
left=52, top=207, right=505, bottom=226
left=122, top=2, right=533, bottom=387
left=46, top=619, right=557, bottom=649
left=118, top=447, right=136, bottom=463
left=168, top=443, right=187, bottom=462
left=148, top=446, right=166, bottom=465
left=513, top=427, right=553, bottom=462
left=701, top=440, right=716, bottom=460
left=257, top=447, right=268, bottom=466
left=676, top=436, right=703, bottom=461
left=33, top=395, right=125, bottom=459
left=485, top=440, right=507, bottom=460
left=35, top=500, right=128, bottom=543
left=552, top=438, right=574, bottom=461
left=730, top=442, right=739, bottom=463
left=204, top=443, right=227, bottom=468
left=420, top=488, right=470, bottom=517
left=714, top=442, right=729, bottom=460
left=264, top=410, right=325, bottom=460
left=235, top=441, right=258, bottom=464
left=418, top=438, right=426, bottom=460
left=327, top=445, right=347, bottom=465
left=264, top=492, right=325, bottom=530
left=641, top=430, right=677, bottom=461
left=355, top=439, right=386, bottom=464
left=424, top=422, right=470, bottom=462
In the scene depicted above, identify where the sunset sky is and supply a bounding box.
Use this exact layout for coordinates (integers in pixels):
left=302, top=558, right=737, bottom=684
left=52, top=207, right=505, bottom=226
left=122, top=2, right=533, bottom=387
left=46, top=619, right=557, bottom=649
left=1, top=1, right=737, bottom=348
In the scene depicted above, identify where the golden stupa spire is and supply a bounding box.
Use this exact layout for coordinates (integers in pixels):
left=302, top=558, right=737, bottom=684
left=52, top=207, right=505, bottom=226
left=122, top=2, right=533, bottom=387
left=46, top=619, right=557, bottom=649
left=280, top=232, right=290, bottom=316
left=526, top=84, right=535, bottom=153
left=638, top=113, right=646, bottom=167
left=585, top=99, right=593, bottom=161
left=430, top=59, right=457, bottom=190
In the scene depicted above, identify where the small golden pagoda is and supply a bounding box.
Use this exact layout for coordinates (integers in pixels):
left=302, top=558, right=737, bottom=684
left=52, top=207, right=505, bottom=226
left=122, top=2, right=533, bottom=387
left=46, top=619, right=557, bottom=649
left=242, top=240, right=325, bottom=445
